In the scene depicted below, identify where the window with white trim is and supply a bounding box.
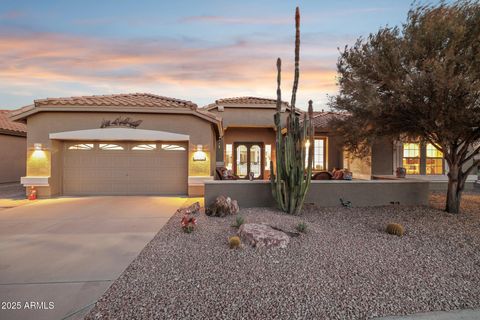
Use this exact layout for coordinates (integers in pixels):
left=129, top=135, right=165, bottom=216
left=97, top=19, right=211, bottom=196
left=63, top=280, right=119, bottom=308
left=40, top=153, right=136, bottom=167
left=306, top=138, right=327, bottom=170
left=68, top=143, right=94, bottom=150
left=161, top=144, right=186, bottom=151
left=225, top=144, right=233, bottom=170
left=402, top=143, right=420, bottom=174
left=132, top=144, right=157, bottom=151
left=265, top=144, right=272, bottom=170
left=99, top=144, right=124, bottom=150
left=426, top=143, right=443, bottom=174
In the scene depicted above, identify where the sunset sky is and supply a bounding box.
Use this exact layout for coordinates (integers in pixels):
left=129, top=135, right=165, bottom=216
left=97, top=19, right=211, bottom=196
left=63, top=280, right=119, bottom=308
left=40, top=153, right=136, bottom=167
left=0, top=1, right=438, bottom=110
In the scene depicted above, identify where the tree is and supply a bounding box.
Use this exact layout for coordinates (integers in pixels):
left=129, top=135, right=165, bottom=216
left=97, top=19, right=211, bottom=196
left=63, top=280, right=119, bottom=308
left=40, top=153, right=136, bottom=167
left=270, top=7, right=314, bottom=215
left=331, top=1, right=480, bottom=213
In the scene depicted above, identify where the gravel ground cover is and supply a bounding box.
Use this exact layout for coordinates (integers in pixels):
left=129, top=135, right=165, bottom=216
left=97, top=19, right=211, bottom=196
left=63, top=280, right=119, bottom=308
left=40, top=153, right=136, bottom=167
left=86, top=193, right=480, bottom=320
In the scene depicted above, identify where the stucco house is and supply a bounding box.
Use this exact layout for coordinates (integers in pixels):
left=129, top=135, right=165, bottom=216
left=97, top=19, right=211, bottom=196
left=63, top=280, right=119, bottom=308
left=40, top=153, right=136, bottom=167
left=10, top=94, right=222, bottom=197
left=9, top=93, right=478, bottom=198
left=0, top=110, right=26, bottom=183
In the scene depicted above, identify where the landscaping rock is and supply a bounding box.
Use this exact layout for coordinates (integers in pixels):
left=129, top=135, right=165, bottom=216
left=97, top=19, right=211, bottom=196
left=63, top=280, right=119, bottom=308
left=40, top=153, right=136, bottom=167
left=205, top=195, right=239, bottom=217
left=238, top=223, right=290, bottom=248
left=176, top=201, right=200, bottom=215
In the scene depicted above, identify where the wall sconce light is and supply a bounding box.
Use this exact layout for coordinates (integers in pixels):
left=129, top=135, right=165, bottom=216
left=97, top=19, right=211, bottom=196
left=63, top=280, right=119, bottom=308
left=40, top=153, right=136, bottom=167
left=193, top=144, right=207, bottom=161
left=31, top=143, right=47, bottom=159
left=305, top=140, right=311, bottom=148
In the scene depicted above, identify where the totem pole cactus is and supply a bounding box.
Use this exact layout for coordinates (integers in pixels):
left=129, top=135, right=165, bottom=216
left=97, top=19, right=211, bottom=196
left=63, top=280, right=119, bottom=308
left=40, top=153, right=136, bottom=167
left=270, top=7, right=314, bottom=215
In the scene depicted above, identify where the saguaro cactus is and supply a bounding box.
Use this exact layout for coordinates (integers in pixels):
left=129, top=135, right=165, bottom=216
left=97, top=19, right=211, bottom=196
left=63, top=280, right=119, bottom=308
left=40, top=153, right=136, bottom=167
left=270, top=7, right=314, bottom=215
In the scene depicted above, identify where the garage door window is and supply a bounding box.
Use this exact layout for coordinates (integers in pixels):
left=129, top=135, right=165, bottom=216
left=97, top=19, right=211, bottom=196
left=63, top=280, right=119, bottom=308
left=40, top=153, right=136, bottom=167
left=99, top=143, right=124, bottom=150
left=161, top=144, right=186, bottom=151
left=68, top=143, right=94, bottom=150
left=132, top=144, right=157, bottom=151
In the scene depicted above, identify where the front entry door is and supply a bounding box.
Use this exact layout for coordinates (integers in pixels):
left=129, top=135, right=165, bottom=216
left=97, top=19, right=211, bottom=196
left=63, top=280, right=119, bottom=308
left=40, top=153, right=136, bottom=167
left=233, top=142, right=264, bottom=179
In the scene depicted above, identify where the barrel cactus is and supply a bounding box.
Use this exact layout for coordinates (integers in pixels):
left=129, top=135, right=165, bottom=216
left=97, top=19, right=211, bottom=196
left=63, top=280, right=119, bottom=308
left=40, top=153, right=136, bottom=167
left=270, top=7, right=314, bottom=215
left=386, top=223, right=405, bottom=237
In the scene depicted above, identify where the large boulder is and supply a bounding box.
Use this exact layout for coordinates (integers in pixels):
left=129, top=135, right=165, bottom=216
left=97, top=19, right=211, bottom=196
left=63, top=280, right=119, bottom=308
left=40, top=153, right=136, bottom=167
left=206, top=195, right=239, bottom=217
left=238, top=223, right=290, bottom=249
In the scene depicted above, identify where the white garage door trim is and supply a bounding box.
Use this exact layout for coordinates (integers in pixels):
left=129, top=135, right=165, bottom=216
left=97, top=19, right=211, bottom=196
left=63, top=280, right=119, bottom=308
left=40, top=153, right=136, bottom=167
left=50, top=128, right=190, bottom=141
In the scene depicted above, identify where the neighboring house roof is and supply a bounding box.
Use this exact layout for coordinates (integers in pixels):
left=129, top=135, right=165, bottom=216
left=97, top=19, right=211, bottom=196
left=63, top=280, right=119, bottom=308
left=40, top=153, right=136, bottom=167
left=10, top=93, right=223, bottom=137
left=0, top=110, right=26, bottom=136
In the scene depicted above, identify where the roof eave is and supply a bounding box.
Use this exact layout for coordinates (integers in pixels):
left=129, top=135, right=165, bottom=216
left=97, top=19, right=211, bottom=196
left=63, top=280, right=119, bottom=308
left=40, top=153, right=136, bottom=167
left=0, top=128, right=26, bottom=137
left=10, top=105, right=223, bottom=139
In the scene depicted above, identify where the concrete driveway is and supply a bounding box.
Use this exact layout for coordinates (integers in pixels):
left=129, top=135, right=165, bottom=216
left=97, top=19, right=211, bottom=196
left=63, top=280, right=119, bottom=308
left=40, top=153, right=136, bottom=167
left=0, top=196, right=188, bottom=320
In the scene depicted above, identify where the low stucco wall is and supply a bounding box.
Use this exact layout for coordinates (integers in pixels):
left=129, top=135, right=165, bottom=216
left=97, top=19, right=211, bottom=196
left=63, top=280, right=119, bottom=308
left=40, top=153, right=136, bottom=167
left=205, top=179, right=430, bottom=208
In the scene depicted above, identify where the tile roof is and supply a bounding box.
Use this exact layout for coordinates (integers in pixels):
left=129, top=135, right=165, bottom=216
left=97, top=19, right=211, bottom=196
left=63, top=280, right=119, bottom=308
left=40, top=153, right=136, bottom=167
left=0, top=110, right=27, bottom=135
left=214, top=97, right=289, bottom=106
left=309, top=111, right=345, bottom=131
left=34, top=93, right=198, bottom=109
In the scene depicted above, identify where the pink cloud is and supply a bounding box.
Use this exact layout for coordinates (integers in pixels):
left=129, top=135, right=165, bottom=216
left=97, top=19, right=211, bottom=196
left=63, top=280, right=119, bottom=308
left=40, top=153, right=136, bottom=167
left=0, top=31, right=340, bottom=108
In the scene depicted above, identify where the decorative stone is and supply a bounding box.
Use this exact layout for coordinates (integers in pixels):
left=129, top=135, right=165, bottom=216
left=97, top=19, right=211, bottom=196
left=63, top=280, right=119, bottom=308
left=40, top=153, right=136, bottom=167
left=238, top=223, right=290, bottom=249
left=205, top=195, right=239, bottom=217
left=176, top=202, right=201, bottom=215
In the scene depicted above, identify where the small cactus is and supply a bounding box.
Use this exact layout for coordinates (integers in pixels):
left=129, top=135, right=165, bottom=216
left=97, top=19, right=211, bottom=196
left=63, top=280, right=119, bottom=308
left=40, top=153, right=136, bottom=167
left=296, top=221, right=307, bottom=233
left=386, top=223, right=404, bottom=236
left=231, top=215, right=245, bottom=228
left=228, top=236, right=241, bottom=249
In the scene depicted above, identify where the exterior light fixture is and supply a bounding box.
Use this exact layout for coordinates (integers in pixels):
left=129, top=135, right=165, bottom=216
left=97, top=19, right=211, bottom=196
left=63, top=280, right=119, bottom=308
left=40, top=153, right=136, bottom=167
left=305, top=140, right=311, bottom=148
left=31, top=143, right=47, bottom=159
left=193, top=145, right=207, bottom=161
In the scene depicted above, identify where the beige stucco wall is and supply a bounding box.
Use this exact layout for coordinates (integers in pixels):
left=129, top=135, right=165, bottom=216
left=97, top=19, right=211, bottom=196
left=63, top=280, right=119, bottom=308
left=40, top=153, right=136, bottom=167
left=210, top=107, right=290, bottom=129
left=372, top=139, right=394, bottom=175
left=205, top=180, right=429, bottom=208
left=25, top=111, right=216, bottom=197
left=343, top=150, right=372, bottom=180
left=0, top=133, right=26, bottom=183
left=223, top=127, right=276, bottom=145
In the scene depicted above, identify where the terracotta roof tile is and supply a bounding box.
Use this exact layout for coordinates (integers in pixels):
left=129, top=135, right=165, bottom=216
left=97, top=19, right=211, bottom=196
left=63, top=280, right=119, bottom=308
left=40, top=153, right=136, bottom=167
left=309, top=111, right=345, bottom=131
left=34, top=93, right=198, bottom=109
left=214, top=96, right=289, bottom=106
left=0, top=110, right=27, bottom=134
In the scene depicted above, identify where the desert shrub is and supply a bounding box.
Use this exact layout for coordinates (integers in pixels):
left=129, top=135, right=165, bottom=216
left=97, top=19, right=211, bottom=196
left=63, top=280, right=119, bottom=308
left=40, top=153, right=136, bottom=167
left=296, top=221, right=307, bottom=233
left=231, top=215, right=245, bottom=228
left=228, top=236, right=241, bottom=249
left=181, top=215, right=196, bottom=233
left=386, top=223, right=404, bottom=236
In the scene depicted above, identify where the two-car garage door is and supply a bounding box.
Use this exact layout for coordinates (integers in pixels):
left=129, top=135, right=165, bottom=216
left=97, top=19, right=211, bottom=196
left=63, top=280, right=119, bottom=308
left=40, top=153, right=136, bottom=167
left=63, top=141, right=188, bottom=195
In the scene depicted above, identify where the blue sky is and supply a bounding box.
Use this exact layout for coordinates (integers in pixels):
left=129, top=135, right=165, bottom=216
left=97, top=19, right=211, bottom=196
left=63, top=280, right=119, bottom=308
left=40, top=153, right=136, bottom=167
left=0, top=1, right=442, bottom=110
